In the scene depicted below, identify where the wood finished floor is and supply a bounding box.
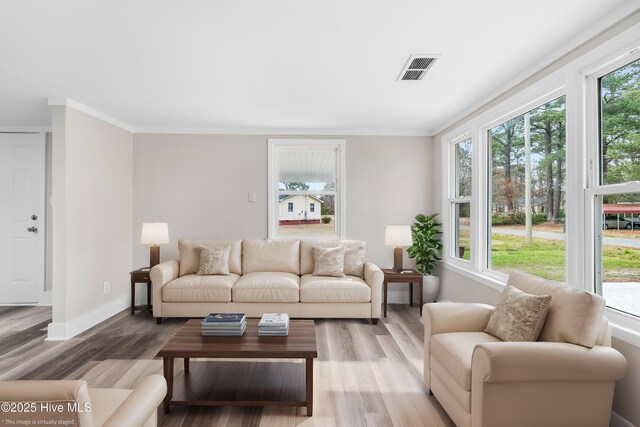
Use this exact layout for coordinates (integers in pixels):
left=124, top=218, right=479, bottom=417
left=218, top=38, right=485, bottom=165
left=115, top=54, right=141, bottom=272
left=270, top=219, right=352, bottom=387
left=0, top=305, right=454, bottom=427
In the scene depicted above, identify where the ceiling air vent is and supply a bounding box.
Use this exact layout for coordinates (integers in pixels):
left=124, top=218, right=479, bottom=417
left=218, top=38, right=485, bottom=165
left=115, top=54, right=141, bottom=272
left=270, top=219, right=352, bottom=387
left=397, top=54, right=440, bottom=81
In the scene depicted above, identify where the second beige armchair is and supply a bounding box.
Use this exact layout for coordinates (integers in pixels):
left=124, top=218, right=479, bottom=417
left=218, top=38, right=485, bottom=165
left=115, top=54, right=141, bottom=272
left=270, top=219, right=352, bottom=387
left=423, top=271, right=627, bottom=427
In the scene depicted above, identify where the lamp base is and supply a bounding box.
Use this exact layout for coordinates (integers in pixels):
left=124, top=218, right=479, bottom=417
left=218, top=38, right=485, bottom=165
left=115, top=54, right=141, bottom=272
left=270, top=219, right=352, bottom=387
left=393, top=246, right=403, bottom=272
left=150, top=245, right=160, bottom=268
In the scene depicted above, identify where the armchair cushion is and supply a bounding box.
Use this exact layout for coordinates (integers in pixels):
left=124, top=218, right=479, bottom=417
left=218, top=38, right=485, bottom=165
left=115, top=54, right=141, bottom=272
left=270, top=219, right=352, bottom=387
left=484, top=285, right=551, bottom=342
left=431, top=332, right=501, bottom=390
left=508, top=271, right=605, bottom=347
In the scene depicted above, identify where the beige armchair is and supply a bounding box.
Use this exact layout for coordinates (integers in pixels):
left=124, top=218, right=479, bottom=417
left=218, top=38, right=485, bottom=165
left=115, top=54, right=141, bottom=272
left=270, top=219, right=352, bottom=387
left=0, top=375, right=166, bottom=427
left=423, top=271, right=627, bottom=427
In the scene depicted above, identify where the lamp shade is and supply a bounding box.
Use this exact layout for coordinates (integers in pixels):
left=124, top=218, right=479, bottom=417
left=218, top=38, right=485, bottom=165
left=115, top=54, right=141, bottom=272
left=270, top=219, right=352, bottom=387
left=385, top=225, right=412, bottom=247
left=141, top=222, right=170, bottom=245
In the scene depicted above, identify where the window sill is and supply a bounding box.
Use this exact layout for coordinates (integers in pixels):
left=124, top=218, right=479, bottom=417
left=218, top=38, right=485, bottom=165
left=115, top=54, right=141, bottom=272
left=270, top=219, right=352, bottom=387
left=442, top=262, right=640, bottom=349
left=440, top=261, right=506, bottom=292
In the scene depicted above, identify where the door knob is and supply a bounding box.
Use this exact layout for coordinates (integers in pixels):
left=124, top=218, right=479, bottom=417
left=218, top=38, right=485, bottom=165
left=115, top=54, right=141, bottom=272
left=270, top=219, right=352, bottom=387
left=31, top=214, right=38, bottom=221
left=27, top=226, right=38, bottom=234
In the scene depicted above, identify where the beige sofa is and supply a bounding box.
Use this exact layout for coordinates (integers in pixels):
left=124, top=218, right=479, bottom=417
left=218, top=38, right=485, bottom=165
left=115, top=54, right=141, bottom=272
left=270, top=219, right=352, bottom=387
left=423, top=271, right=627, bottom=427
left=0, top=375, right=166, bottom=427
left=151, top=239, right=383, bottom=323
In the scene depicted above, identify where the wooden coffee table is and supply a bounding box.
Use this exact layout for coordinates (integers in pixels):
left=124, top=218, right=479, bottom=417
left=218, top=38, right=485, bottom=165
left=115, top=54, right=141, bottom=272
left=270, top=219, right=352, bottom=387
left=156, top=318, right=318, bottom=415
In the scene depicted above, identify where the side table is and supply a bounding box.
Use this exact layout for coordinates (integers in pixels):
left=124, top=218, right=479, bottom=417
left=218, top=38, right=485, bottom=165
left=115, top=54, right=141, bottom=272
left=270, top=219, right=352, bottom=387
left=130, top=268, right=152, bottom=315
left=382, top=269, right=424, bottom=317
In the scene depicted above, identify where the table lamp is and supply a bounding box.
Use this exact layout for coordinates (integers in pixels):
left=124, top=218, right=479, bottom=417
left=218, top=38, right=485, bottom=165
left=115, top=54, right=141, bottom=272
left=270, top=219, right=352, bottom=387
left=385, top=225, right=412, bottom=272
left=141, top=222, right=170, bottom=267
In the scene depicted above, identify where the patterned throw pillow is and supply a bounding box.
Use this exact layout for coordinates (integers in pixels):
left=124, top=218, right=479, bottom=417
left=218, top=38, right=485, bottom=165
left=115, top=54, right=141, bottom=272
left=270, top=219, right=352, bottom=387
left=312, top=246, right=345, bottom=277
left=343, top=246, right=365, bottom=277
left=484, top=285, right=552, bottom=342
left=197, top=246, right=231, bottom=276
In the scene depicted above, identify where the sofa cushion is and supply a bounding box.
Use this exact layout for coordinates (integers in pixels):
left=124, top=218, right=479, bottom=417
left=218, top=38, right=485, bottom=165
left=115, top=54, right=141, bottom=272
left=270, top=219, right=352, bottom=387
left=300, top=274, right=371, bottom=303
left=179, top=239, right=242, bottom=276
left=300, top=240, right=366, bottom=275
left=344, top=246, right=365, bottom=277
left=162, top=274, right=239, bottom=302
left=431, top=332, right=501, bottom=391
left=508, top=271, right=606, bottom=348
left=312, top=246, right=345, bottom=277
left=233, top=272, right=300, bottom=302
left=197, top=246, right=230, bottom=276
left=484, top=285, right=551, bottom=342
left=242, top=240, right=300, bottom=274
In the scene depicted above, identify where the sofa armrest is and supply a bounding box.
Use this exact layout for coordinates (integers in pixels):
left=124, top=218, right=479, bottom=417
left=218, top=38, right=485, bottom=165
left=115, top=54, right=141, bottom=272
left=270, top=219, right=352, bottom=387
left=150, top=260, right=179, bottom=318
left=102, top=375, right=167, bottom=427
left=472, top=342, right=627, bottom=383
left=423, top=302, right=493, bottom=389
left=364, top=262, right=384, bottom=319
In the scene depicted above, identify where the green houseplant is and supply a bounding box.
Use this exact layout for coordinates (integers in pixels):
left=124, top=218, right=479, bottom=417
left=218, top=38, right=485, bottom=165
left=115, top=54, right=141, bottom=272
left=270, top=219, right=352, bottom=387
left=407, top=214, right=443, bottom=274
left=407, top=214, right=443, bottom=302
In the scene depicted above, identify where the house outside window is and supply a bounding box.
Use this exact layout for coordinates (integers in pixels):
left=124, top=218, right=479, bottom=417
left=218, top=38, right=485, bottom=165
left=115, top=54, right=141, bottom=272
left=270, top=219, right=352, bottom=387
left=268, top=139, right=346, bottom=238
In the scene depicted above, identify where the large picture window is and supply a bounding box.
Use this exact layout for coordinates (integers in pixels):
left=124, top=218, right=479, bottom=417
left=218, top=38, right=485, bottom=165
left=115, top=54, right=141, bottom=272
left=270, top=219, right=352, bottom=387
left=488, top=95, right=566, bottom=281
left=593, top=57, right=640, bottom=317
left=268, top=139, right=345, bottom=238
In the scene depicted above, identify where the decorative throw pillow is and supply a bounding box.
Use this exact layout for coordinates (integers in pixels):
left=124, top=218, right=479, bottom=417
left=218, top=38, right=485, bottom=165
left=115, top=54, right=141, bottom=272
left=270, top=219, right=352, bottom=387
left=343, top=246, right=365, bottom=277
left=197, top=246, right=231, bottom=276
left=312, top=246, right=345, bottom=277
left=484, top=285, right=552, bottom=342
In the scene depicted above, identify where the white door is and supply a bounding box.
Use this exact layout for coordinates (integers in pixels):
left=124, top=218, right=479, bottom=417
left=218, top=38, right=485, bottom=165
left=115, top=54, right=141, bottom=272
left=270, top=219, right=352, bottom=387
left=0, top=133, right=45, bottom=303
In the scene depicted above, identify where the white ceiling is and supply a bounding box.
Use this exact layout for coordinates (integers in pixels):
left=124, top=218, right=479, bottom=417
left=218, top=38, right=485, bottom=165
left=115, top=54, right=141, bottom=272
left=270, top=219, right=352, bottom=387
left=0, top=0, right=637, bottom=135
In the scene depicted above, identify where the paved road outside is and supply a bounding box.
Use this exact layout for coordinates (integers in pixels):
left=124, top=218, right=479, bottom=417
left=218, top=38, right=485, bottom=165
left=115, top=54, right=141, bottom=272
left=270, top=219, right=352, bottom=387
left=488, top=226, right=640, bottom=248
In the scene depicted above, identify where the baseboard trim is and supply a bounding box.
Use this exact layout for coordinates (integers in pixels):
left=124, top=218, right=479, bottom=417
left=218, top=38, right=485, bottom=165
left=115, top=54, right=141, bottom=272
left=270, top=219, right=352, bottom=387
left=610, top=410, right=635, bottom=427
left=46, top=294, right=129, bottom=341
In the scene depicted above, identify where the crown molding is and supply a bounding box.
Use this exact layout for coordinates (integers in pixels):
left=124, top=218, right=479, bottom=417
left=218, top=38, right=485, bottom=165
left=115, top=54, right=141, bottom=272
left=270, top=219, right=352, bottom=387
left=48, top=97, right=135, bottom=133
left=133, top=126, right=431, bottom=137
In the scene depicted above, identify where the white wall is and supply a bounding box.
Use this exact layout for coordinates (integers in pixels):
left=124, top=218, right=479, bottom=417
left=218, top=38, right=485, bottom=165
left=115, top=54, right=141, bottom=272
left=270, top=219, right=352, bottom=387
left=49, top=105, right=133, bottom=338
left=132, top=133, right=433, bottom=302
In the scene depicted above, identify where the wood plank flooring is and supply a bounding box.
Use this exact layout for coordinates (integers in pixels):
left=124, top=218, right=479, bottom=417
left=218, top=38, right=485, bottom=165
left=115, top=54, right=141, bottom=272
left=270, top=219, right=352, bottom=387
left=0, top=305, right=454, bottom=427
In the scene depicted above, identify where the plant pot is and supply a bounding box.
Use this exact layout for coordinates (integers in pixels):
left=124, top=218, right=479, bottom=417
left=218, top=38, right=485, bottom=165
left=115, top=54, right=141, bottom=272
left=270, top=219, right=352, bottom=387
left=423, top=275, right=440, bottom=303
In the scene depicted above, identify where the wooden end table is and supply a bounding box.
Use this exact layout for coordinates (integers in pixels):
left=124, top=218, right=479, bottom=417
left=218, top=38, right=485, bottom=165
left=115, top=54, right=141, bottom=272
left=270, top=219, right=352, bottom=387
left=156, top=318, right=318, bottom=415
left=382, top=269, right=424, bottom=317
left=130, top=268, right=151, bottom=315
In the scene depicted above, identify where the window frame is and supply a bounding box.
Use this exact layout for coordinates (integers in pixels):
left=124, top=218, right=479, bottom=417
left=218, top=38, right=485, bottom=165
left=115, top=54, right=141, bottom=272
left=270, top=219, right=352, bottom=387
left=482, top=90, right=568, bottom=280
left=446, top=132, right=474, bottom=266
left=440, top=22, right=640, bottom=344
left=267, top=138, right=346, bottom=239
left=584, top=48, right=640, bottom=316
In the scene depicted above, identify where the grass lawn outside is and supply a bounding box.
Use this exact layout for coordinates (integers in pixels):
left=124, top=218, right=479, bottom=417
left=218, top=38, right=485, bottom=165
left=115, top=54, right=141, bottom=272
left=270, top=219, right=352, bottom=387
left=489, top=233, right=640, bottom=283
left=278, top=215, right=334, bottom=235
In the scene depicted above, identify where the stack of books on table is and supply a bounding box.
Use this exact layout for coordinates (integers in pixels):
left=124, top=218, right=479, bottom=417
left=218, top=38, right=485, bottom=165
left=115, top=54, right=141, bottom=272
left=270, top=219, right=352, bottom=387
left=258, top=313, right=290, bottom=336
left=201, top=313, right=246, bottom=336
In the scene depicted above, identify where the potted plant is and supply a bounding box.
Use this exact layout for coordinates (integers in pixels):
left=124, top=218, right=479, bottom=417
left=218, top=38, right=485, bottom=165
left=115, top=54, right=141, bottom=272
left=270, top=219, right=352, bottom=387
left=407, top=213, right=443, bottom=302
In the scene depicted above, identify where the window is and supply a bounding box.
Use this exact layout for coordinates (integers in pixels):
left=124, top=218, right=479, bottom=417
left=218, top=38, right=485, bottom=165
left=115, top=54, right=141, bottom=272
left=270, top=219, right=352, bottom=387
left=591, top=57, right=640, bottom=317
left=268, top=139, right=346, bottom=238
left=488, top=95, right=566, bottom=281
left=449, top=136, right=472, bottom=260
